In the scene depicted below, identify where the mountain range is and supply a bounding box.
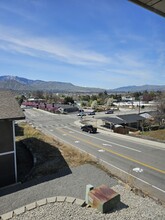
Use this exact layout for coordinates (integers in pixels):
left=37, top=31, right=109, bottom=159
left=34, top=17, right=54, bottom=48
left=0, top=75, right=165, bottom=93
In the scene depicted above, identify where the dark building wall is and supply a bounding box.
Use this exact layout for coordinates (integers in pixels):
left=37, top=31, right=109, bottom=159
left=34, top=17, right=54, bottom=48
left=0, top=120, right=14, bottom=153
left=0, top=120, right=16, bottom=188
left=0, top=154, right=15, bottom=188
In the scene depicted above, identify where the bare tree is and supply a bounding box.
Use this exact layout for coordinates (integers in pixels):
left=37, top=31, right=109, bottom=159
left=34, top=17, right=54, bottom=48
left=156, top=92, right=165, bottom=125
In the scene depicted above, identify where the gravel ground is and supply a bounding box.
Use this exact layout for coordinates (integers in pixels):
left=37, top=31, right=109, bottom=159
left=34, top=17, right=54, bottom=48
left=0, top=164, right=117, bottom=215
left=0, top=164, right=165, bottom=219
left=11, top=185, right=165, bottom=220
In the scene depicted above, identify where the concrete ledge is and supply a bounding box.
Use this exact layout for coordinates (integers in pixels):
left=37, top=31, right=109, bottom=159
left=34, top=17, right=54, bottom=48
left=0, top=196, right=86, bottom=219
left=36, top=199, right=47, bottom=207
left=74, top=198, right=86, bottom=207
left=25, top=202, right=37, bottom=211
left=13, top=206, right=25, bottom=216
left=0, top=211, right=13, bottom=220
left=66, top=196, right=76, bottom=204
left=47, top=196, right=57, bottom=203
left=56, top=196, right=66, bottom=202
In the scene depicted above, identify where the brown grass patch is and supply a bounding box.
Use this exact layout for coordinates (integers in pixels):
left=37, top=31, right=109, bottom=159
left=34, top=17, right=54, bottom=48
left=16, top=122, right=97, bottom=179
left=141, top=129, right=165, bottom=141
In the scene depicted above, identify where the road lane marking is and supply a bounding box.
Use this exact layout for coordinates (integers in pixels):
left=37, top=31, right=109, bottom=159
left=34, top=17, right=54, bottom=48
left=43, top=128, right=165, bottom=196
left=133, top=167, right=143, bottom=173
left=152, top=185, right=165, bottom=193
left=98, top=149, right=105, bottom=152
left=102, top=142, right=141, bottom=152
left=64, top=127, right=141, bottom=153
left=102, top=160, right=165, bottom=194
left=61, top=129, right=165, bottom=175
left=103, top=143, right=112, bottom=147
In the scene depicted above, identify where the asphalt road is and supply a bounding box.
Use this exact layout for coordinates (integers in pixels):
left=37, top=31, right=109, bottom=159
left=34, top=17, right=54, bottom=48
left=24, top=108, right=165, bottom=203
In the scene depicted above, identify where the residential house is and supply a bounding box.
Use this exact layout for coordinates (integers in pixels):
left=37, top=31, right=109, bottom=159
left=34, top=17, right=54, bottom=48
left=117, top=114, right=145, bottom=129
left=0, top=91, right=25, bottom=188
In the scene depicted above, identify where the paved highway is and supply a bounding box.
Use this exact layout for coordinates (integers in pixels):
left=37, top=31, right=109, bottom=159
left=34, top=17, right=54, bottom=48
left=24, top=108, right=165, bottom=203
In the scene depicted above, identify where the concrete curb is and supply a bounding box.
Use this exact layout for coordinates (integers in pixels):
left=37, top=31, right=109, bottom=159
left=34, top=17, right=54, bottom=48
left=0, top=196, right=86, bottom=220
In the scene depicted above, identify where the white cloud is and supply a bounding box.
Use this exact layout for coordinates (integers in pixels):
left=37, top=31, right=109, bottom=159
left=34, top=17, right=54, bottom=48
left=0, top=26, right=109, bottom=66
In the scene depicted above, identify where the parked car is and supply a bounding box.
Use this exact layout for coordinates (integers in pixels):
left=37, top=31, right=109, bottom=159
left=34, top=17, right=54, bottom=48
left=81, top=125, right=97, bottom=133
left=88, top=112, right=95, bottom=115
left=105, top=109, right=114, bottom=114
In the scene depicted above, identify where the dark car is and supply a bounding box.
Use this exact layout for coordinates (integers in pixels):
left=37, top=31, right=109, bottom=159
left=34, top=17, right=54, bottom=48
left=105, top=109, right=114, bottom=114
left=88, top=112, right=95, bottom=115
left=81, top=125, right=97, bottom=133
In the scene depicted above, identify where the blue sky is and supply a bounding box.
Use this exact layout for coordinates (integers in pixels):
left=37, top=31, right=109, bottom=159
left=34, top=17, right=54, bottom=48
left=0, top=0, right=164, bottom=89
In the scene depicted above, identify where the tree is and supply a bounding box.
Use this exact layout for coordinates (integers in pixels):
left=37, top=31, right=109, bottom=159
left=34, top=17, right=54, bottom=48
left=133, top=92, right=142, bottom=101
left=81, top=95, right=90, bottom=102
left=91, top=95, right=98, bottom=101
left=16, top=95, right=25, bottom=106
left=142, top=90, right=155, bottom=102
left=91, top=100, right=98, bottom=109
left=156, top=92, right=165, bottom=125
left=106, top=98, right=113, bottom=107
left=64, top=96, right=74, bottom=104
left=32, top=90, right=44, bottom=99
left=104, top=90, right=108, bottom=96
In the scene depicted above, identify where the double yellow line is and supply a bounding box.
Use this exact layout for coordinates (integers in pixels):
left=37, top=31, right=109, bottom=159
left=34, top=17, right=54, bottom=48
left=60, top=128, right=165, bottom=175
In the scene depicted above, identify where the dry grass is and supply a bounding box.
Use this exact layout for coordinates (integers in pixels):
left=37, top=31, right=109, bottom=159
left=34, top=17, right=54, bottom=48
left=16, top=122, right=97, bottom=179
left=140, top=129, right=165, bottom=141
left=16, top=122, right=161, bottom=201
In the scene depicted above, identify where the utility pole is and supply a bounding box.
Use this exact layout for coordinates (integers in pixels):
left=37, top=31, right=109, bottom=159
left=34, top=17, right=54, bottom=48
left=138, top=96, right=142, bottom=114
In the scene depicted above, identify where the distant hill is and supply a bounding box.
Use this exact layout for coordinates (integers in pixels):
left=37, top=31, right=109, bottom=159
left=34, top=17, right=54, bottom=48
left=111, top=85, right=165, bottom=92
left=0, top=75, right=165, bottom=93
left=0, top=75, right=104, bottom=93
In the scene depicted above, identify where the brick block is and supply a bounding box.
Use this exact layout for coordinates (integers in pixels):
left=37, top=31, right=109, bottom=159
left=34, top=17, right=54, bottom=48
left=88, top=184, right=120, bottom=213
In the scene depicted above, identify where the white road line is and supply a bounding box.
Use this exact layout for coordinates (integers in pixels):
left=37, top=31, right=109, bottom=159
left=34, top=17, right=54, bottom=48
left=132, top=167, right=143, bottom=173
left=98, top=149, right=105, bottom=152
left=102, top=142, right=141, bottom=152
left=43, top=129, right=165, bottom=196
left=152, top=185, right=165, bottom=193
left=102, top=160, right=151, bottom=185
left=64, top=126, right=141, bottom=153
left=103, top=143, right=112, bottom=147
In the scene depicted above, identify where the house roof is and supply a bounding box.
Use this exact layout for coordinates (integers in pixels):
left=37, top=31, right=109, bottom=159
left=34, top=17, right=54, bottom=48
left=129, top=0, right=165, bottom=17
left=0, top=90, right=25, bottom=120
left=139, top=112, right=152, bottom=119
left=100, top=116, right=125, bottom=125
left=117, top=114, right=144, bottom=123
left=58, top=105, right=78, bottom=110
